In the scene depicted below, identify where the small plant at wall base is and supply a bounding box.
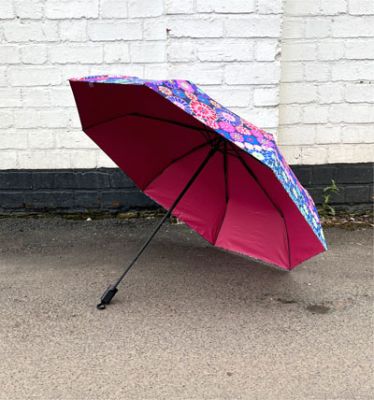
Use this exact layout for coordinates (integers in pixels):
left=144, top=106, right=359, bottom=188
left=319, top=179, right=339, bottom=217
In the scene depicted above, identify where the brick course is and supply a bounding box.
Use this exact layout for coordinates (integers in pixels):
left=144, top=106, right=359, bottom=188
left=279, top=0, right=374, bottom=164
left=0, top=0, right=283, bottom=169
left=0, top=164, right=372, bottom=213
left=0, top=0, right=373, bottom=171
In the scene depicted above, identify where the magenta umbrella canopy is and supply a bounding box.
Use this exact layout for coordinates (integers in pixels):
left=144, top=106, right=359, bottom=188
left=70, top=75, right=326, bottom=274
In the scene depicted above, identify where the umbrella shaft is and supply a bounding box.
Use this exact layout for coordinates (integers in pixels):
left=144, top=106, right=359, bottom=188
left=113, top=141, right=220, bottom=289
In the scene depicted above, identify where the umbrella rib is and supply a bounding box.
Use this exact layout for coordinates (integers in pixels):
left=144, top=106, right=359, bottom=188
left=229, top=144, right=292, bottom=269
left=223, top=142, right=229, bottom=204
left=142, top=138, right=218, bottom=191
left=213, top=142, right=229, bottom=245
left=85, top=112, right=214, bottom=142
left=129, top=112, right=214, bottom=138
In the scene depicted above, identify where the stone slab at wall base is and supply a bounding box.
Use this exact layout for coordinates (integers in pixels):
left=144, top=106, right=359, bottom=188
left=0, top=164, right=372, bottom=214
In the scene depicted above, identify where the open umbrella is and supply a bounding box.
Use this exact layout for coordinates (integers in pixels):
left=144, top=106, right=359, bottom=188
left=69, top=75, right=327, bottom=309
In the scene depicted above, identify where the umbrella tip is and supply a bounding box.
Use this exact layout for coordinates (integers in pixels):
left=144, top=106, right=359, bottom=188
left=96, top=284, right=118, bottom=310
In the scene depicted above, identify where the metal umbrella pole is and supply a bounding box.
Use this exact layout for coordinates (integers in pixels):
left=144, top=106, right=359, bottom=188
left=97, top=140, right=220, bottom=309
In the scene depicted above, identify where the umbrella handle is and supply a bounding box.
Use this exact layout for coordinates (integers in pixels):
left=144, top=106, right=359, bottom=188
left=97, top=285, right=118, bottom=310
left=96, top=139, right=221, bottom=310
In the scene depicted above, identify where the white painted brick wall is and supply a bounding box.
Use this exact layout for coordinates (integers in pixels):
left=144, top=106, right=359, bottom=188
left=0, top=0, right=372, bottom=169
left=279, top=0, right=374, bottom=164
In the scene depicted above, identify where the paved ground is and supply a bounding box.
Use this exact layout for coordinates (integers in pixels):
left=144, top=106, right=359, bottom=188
left=0, top=217, right=372, bottom=400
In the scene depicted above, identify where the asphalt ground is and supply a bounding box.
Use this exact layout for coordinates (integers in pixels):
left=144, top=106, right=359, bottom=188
left=0, top=217, right=372, bottom=399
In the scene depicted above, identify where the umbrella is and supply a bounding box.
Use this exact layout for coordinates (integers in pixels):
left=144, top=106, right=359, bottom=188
left=69, top=75, right=327, bottom=309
